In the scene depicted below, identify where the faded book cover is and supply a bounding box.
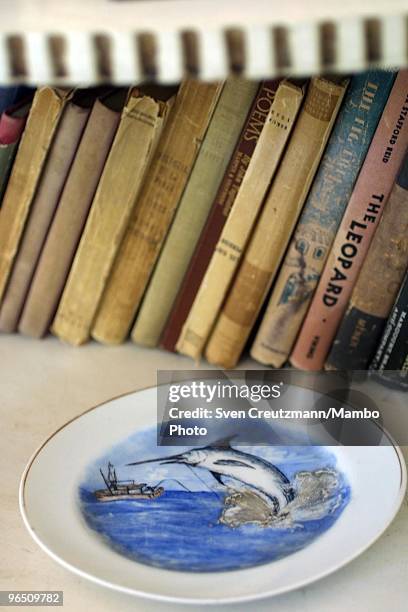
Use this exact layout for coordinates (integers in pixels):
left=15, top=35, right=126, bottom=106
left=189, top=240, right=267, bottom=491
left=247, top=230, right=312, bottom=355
left=177, top=78, right=306, bottom=362
left=52, top=89, right=169, bottom=345
left=205, top=76, right=348, bottom=369
left=91, top=80, right=223, bottom=345
left=19, top=89, right=126, bottom=339
left=0, top=87, right=71, bottom=304
left=370, top=269, right=408, bottom=389
left=250, top=70, right=396, bottom=367
left=131, top=79, right=259, bottom=348
left=326, top=148, right=408, bottom=370
left=291, top=70, right=408, bottom=371
left=0, top=91, right=94, bottom=333
left=0, top=97, right=33, bottom=204
left=161, top=79, right=281, bottom=353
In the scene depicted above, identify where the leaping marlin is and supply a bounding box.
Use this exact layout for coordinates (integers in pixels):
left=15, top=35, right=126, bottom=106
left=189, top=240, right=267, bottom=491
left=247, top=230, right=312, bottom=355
left=127, top=438, right=295, bottom=513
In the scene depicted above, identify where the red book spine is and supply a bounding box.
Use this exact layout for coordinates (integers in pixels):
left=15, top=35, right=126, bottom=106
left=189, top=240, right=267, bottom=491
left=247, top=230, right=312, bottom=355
left=291, top=69, right=408, bottom=370
left=160, top=79, right=281, bottom=352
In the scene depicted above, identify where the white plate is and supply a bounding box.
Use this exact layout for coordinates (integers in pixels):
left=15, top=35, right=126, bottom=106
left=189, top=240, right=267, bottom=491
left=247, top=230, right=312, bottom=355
left=20, top=385, right=406, bottom=605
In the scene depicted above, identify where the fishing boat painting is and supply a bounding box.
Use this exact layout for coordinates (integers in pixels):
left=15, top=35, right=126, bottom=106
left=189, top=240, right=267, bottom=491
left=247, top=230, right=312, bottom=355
left=79, top=427, right=351, bottom=572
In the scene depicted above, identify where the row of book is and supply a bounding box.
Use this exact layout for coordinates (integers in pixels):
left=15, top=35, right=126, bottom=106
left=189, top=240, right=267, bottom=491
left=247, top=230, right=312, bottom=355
left=0, top=73, right=407, bottom=385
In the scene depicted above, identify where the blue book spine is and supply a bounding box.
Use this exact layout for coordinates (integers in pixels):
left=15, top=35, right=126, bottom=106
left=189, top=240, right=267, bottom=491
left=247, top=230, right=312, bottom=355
left=0, top=86, right=33, bottom=115
left=251, top=70, right=396, bottom=367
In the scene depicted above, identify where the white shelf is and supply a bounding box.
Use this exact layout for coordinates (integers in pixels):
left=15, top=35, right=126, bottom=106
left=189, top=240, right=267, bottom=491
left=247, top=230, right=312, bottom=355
left=0, top=0, right=407, bottom=84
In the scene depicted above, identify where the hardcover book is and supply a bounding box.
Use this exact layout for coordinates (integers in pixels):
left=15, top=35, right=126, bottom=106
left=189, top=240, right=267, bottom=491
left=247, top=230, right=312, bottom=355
left=250, top=70, right=396, bottom=367
left=0, top=88, right=72, bottom=305
left=52, top=88, right=170, bottom=345
left=291, top=70, right=408, bottom=371
left=0, top=97, right=33, bottom=204
left=131, top=78, right=259, bottom=348
left=91, top=80, right=223, bottom=345
left=160, top=79, right=281, bottom=353
left=18, top=89, right=127, bottom=338
left=176, top=79, right=305, bottom=361
left=370, top=269, right=408, bottom=389
left=326, top=148, right=408, bottom=370
left=204, top=76, right=348, bottom=369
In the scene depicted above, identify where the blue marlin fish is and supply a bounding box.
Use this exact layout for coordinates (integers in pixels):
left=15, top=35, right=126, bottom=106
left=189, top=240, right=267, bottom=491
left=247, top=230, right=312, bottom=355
left=128, top=438, right=295, bottom=513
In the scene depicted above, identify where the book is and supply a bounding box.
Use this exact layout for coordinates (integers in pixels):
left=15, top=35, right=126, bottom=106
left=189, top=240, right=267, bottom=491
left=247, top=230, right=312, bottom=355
left=91, top=80, right=223, bottom=345
left=326, top=147, right=408, bottom=370
left=250, top=70, right=396, bottom=367
left=18, top=89, right=127, bottom=339
left=176, top=79, right=306, bottom=362
left=205, top=76, right=348, bottom=369
left=0, top=88, right=72, bottom=306
left=0, top=90, right=95, bottom=332
left=0, top=86, right=33, bottom=115
left=131, top=78, right=259, bottom=348
left=370, top=270, right=408, bottom=389
left=52, top=88, right=170, bottom=346
left=291, top=70, right=408, bottom=371
left=0, top=97, right=33, bottom=204
left=160, top=79, right=281, bottom=353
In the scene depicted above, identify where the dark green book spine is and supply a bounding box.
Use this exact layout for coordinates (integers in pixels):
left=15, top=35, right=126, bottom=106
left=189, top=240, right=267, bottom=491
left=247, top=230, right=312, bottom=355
left=0, top=142, right=19, bottom=204
left=370, top=270, right=408, bottom=389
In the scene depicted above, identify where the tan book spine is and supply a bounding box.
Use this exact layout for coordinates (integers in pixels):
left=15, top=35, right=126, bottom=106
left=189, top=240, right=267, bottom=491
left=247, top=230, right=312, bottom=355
left=0, top=87, right=70, bottom=304
left=131, top=78, right=258, bottom=348
left=52, top=90, right=168, bottom=346
left=176, top=80, right=305, bottom=361
left=205, top=77, right=348, bottom=369
left=91, top=80, right=223, bottom=345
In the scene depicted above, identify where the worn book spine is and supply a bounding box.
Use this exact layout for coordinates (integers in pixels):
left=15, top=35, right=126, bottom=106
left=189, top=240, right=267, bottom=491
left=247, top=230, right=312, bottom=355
left=52, top=90, right=168, bottom=346
left=370, top=270, right=408, bottom=389
left=91, top=80, right=223, bottom=345
left=177, top=79, right=306, bottom=362
left=291, top=70, right=408, bottom=371
left=0, top=88, right=71, bottom=304
left=205, top=77, right=347, bottom=369
left=250, top=70, right=396, bottom=367
left=0, top=103, right=31, bottom=203
left=160, top=79, right=281, bottom=353
left=326, top=148, right=408, bottom=370
left=19, top=92, right=125, bottom=339
left=131, top=79, right=259, bottom=348
left=0, top=99, right=91, bottom=332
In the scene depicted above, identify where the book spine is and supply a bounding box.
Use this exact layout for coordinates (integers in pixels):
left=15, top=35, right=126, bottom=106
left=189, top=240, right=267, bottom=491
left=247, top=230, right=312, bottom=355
left=0, top=142, right=19, bottom=205
left=291, top=70, right=408, bottom=371
left=250, top=70, right=396, bottom=367
left=205, top=77, right=347, bottom=369
left=0, top=98, right=33, bottom=204
left=370, top=270, right=408, bottom=389
left=131, top=79, right=259, bottom=348
left=160, top=79, right=281, bottom=353
left=91, top=80, right=223, bottom=345
left=177, top=79, right=306, bottom=361
left=0, top=88, right=70, bottom=304
left=52, top=91, right=167, bottom=346
left=326, top=148, right=408, bottom=370
left=0, top=101, right=91, bottom=333
left=18, top=96, right=123, bottom=338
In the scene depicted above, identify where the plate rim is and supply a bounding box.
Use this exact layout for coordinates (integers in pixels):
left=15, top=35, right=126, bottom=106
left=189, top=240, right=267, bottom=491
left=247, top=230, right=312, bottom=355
left=19, top=385, right=407, bottom=605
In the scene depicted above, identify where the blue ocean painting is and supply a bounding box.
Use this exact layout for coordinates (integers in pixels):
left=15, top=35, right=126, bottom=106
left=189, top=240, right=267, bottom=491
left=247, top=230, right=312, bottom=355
left=79, top=427, right=350, bottom=572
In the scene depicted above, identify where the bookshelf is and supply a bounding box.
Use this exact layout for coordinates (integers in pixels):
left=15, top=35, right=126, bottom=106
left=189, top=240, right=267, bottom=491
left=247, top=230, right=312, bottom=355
left=0, top=0, right=407, bottom=84
left=1, top=1, right=408, bottom=610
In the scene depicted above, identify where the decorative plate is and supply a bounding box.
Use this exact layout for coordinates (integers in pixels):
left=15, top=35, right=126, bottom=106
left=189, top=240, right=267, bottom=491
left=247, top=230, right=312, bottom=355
left=20, top=386, right=406, bottom=604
